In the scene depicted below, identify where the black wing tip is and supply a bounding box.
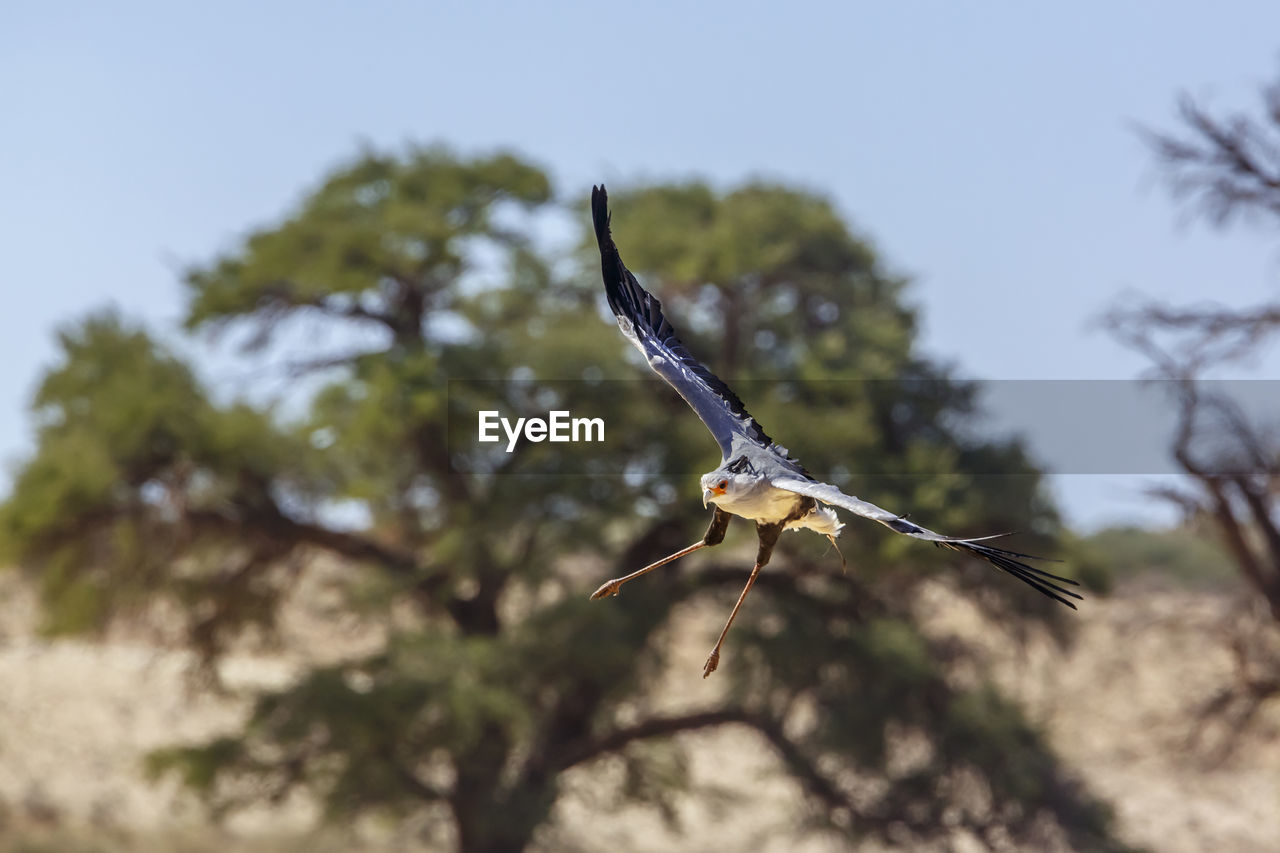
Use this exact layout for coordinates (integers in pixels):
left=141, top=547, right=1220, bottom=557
left=591, top=184, right=627, bottom=312
left=591, top=184, right=611, bottom=246
left=586, top=182, right=782, bottom=457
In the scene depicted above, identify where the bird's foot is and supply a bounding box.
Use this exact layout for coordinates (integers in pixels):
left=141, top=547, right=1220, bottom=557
left=702, top=648, right=720, bottom=679
left=590, top=579, right=622, bottom=600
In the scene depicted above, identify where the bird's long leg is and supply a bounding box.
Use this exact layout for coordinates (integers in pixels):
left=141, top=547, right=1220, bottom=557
left=590, top=541, right=706, bottom=600
left=591, top=507, right=731, bottom=601
left=703, top=520, right=784, bottom=678
left=702, top=561, right=762, bottom=678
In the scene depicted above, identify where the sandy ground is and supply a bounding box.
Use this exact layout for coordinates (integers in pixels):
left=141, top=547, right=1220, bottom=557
left=917, top=581, right=1280, bottom=853
left=0, top=570, right=1277, bottom=852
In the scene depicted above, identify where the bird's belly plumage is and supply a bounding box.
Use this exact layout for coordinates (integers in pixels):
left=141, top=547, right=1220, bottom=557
left=714, top=484, right=844, bottom=537
left=716, top=485, right=803, bottom=522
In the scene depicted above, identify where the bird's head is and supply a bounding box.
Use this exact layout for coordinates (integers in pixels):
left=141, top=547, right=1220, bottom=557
left=701, top=459, right=754, bottom=508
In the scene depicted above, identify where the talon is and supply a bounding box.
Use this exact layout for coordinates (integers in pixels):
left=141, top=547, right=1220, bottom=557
left=590, top=581, right=621, bottom=600
left=702, top=649, right=720, bottom=678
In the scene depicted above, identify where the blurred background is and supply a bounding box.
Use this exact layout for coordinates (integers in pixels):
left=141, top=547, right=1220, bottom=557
left=4, top=2, right=1280, bottom=851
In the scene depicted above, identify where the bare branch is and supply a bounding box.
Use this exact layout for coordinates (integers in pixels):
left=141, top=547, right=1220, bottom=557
left=1142, top=85, right=1280, bottom=227
left=556, top=709, right=753, bottom=771
left=185, top=508, right=424, bottom=579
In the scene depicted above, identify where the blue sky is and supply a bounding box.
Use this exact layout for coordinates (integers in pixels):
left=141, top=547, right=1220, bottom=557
left=5, top=1, right=1280, bottom=527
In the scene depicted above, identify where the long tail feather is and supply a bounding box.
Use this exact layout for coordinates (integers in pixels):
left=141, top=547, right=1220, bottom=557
left=943, top=541, right=1082, bottom=609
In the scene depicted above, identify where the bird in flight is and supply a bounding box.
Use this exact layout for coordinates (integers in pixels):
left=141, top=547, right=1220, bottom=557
left=588, top=185, right=1081, bottom=678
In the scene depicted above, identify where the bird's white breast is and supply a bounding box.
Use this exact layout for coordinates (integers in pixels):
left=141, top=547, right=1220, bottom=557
left=716, top=484, right=802, bottom=521
left=713, top=483, right=843, bottom=537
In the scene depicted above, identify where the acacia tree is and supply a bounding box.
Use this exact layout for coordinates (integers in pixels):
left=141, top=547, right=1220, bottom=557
left=1107, top=73, right=1280, bottom=618
left=1, top=148, right=1125, bottom=851
left=1106, top=69, right=1280, bottom=745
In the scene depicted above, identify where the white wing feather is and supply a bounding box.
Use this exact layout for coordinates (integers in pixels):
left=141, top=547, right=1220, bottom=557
left=771, top=476, right=1082, bottom=608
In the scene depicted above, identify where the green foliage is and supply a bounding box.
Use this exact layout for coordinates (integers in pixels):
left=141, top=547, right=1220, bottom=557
left=1073, top=524, right=1237, bottom=589
left=2, top=313, right=203, bottom=551
left=1, top=148, right=1125, bottom=851
left=184, top=145, right=551, bottom=343
left=0, top=310, right=310, bottom=643
left=146, top=737, right=244, bottom=796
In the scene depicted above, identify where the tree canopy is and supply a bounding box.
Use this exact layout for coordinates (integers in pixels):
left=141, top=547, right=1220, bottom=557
left=0, top=146, right=1126, bottom=852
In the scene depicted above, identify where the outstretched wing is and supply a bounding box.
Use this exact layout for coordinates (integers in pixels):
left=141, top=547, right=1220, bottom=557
left=592, top=184, right=789, bottom=462
left=771, top=476, right=1082, bottom=608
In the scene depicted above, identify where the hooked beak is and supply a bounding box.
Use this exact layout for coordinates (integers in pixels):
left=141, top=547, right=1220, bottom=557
left=702, top=485, right=726, bottom=508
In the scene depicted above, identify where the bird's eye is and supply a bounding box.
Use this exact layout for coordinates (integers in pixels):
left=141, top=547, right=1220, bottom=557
left=718, top=480, right=728, bottom=489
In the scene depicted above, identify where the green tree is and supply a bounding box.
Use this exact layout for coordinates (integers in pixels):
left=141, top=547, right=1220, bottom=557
left=1, top=148, right=1127, bottom=851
